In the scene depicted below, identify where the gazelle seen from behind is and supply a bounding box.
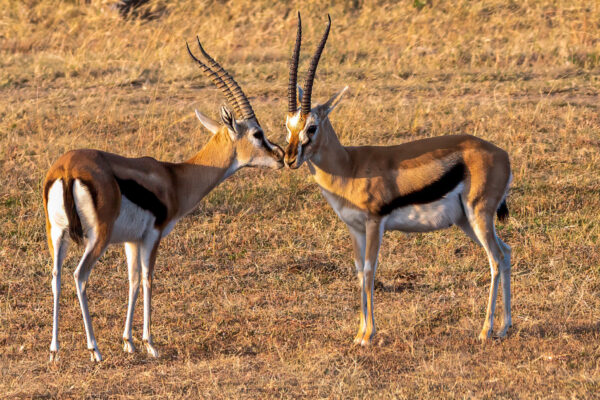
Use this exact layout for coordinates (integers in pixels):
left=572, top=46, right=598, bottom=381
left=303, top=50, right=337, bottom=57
left=284, top=14, right=512, bottom=345
left=44, top=39, right=284, bottom=362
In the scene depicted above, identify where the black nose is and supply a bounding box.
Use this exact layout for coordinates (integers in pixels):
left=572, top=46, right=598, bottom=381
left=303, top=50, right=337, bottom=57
left=285, top=157, right=298, bottom=169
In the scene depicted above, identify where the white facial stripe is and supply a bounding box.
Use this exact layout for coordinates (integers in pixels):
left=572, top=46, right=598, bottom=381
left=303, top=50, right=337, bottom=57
left=288, top=112, right=302, bottom=127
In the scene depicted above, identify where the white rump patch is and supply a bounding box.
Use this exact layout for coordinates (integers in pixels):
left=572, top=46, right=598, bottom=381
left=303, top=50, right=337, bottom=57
left=47, top=180, right=68, bottom=229
left=73, top=180, right=98, bottom=239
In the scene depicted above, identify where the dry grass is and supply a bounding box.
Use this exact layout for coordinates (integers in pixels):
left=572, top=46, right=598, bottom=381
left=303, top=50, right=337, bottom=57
left=1, top=0, right=600, bottom=398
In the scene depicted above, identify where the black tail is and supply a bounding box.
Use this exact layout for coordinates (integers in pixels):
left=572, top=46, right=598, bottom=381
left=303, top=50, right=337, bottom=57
left=63, top=178, right=84, bottom=244
left=496, top=199, right=509, bottom=222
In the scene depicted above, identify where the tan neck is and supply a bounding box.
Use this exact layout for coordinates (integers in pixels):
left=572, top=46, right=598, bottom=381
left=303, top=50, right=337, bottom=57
left=307, top=118, right=352, bottom=189
left=173, top=132, right=237, bottom=216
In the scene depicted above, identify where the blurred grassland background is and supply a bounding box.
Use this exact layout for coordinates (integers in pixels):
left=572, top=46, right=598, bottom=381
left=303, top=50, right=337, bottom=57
left=1, top=0, right=599, bottom=398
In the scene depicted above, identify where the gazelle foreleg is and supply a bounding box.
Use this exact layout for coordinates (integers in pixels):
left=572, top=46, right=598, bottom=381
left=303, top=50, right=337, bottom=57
left=360, top=217, right=384, bottom=346
left=49, top=227, right=69, bottom=362
left=349, top=227, right=366, bottom=345
left=140, top=230, right=161, bottom=357
left=123, top=242, right=141, bottom=353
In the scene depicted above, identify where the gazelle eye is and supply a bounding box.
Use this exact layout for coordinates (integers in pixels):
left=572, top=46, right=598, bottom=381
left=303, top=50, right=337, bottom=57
left=253, top=131, right=263, bottom=139
left=306, top=126, right=317, bottom=136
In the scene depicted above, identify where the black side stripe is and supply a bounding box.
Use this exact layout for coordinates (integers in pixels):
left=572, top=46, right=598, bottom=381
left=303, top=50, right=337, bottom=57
left=115, top=177, right=168, bottom=225
left=378, top=163, right=465, bottom=216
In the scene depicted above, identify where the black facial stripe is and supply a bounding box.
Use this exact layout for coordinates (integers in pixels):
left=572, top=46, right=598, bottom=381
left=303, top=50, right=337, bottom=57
left=378, top=163, right=465, bottom=216
left=115, top=177, right=168, bottom=226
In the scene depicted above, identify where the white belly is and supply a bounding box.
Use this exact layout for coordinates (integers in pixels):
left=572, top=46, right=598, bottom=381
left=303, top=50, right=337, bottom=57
left=110, top=196, right=156, bottom=243
left=384, top=184, right=464, bottom=232
left=320, top=183, right=464, bottom=233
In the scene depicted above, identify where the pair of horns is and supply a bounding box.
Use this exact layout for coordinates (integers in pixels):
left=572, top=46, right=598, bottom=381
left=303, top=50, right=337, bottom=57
left=186, top=38, right=255, bottom=121
left=288, top=13, right=331, bottom=115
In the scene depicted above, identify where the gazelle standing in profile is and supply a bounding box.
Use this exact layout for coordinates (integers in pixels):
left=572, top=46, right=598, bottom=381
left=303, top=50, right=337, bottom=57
left=283, top=14, right=512, bottom=345
left=43, top=39, right=284, bottom=362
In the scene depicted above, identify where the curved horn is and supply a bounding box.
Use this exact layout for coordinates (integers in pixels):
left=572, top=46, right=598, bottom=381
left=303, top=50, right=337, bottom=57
left=288, top=12, right=302, bottom=114
left=186, top=41, right=241, bottom=117
left=196, top=38, right=256, bottom=121
left=301, top=14, right=331, bottom=115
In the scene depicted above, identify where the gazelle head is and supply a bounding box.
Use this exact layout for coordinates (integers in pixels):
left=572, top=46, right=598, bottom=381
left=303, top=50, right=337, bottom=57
left=187, top=39, right=284, bottom=169
left=284, top=14, right=348, bottom=169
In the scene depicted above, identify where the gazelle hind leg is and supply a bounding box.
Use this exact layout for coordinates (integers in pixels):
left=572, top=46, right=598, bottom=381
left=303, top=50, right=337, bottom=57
left=123, top=242, right=141, bottom=353
left=466, top=208, right=506, bottom=341
left=348, top=228, right=367, bottom=345
left=49, top=227, right=69, bottom=362
left=496, top=237, right=512, bottom=337
left=456, top=214, right=481, bottom=246
left=73, top=235, right=108, bottom=362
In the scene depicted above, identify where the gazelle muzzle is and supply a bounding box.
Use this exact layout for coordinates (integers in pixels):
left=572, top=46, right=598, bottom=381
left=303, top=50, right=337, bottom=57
left=284, top=134, right=301, bottom=168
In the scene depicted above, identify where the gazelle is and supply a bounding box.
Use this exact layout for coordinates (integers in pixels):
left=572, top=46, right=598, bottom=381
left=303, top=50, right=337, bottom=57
left=284, top=14, right=512, bottom=345
left=43, top=39, right=284, bottom=362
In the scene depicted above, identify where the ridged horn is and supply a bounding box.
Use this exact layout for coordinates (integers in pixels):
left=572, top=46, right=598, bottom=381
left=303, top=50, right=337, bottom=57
left=288, top=12, right=302, bottom=114
left=186, top=40, right=241, bottom=117
left=195, top=38, right=256, bottom=121
left=301, top=14, right=331, bottom=115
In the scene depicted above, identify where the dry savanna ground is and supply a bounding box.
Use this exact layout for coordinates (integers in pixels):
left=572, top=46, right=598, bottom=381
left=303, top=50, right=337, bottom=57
left=1, top=0, right=599, bottom=398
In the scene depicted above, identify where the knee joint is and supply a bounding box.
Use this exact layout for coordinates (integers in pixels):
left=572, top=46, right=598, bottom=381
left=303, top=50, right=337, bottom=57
left=363, top=261, right=375, bottom=274
left=491, top=267, right=500, bottom=279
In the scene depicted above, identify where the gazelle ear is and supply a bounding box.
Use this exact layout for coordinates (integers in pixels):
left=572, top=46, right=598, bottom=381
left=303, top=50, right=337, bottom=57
left=220, top=105, right=239, bottom=139
left=297, top=85, right=304, bottom=104
left=322, top=86, right=349, bottom=117
left=195, top=109, right=220, bottom=134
